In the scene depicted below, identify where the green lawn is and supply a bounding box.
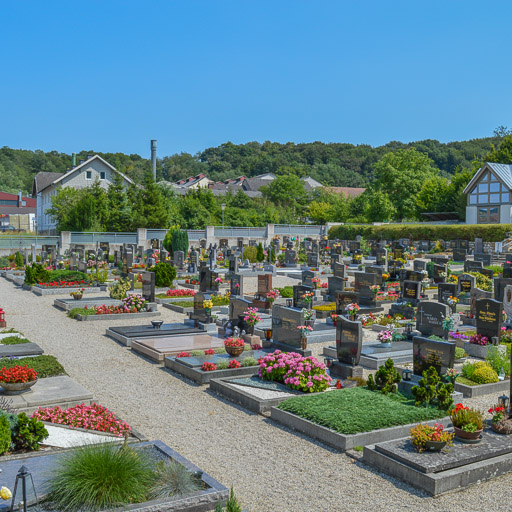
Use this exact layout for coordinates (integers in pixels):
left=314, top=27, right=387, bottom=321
left=455, top=376, right=478, bottom=386
left=0, top=355, right=66, bottom=378
left=0, top=335, right=29, bottom=345
left=277, top=387, right=446, bottom=434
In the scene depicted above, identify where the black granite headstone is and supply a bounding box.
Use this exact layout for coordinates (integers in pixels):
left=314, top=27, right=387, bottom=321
left=293, top=285, right=314, bottom=309
left=413, top=336, right=455, bottom=376
left=476, top=298, right=502, bottom=341
left=141, top=270, right=155, bottom=303
left=416, top=301, right=450, bottom=337
left=336, top=316, right=362, bottom=365
left=437, top=283, right=457, bottom=304
left=335, top=291, right=360, bottom=315
left=271, top=305, right=304, bottom=348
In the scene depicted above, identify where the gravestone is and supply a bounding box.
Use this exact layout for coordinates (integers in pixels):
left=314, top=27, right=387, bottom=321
left=271, top=305, right=304, bottom=349
left=494, top=278, right=512, bottom=303
left=70, top=253, right=77, bottom=271
left=503, top=267, right=512, bottom=279
left=413, top=337, right=455, bottom=376
left=474, top=238, right=484, bottom=254
left=307, top=252, right=319, bottom=268
left=470, top=288, right=493, bottom=317
left=370, top=241, right=378, bottom=257
left=458, top=274, right=475, bottom=295
left=293, top=285, right=314, bottom=309
left=433, top=264, right=446, bottom=283
left=354, top=271, right=381, bottom=305
left=150, top=238, right=160, bottom=251
left=401, top=280, right=421, bottom=304
left=141, top=270, right=155, bottom=303
left=335, top=291, right=360, bottom=315
left=480, top=267, right=494, bottom=280
left=191, top=292, right=212, bottom=324
left=301, top=270, right=315, bottom=288
left=349, top=241, right=360, bottom=254
left=416, top=301, right=450, bottom=338
left=464, top=260, right=483, bottom=273
left=367, top=265, right=383, bottom=277
left=174, top=250, right=185, bottom=271
left=503, top=285, right=512, bottom=323
left=228, top=296, right=252, bottom=333
left=228, top=255, right=239, bottom=274
left=327, top=276, right=345, bottom=300
left=437, top=283, right=457, bottom=304
left=413, top=260, right=427, bottom=272
left=78, top=260, right=87, bottom=273
left=352, top=249, right=363, bottom=265
left=333, top=261, right=345, bottom=278
left=405, top=270, right=423, bottom=282
left=336, top=316, right=363, bottom=365
left=459, top=240, right=469, bottom=250
left=393, top=244, right=405, bottom=261
left=476, top=298, right=503, bottom=341
left=474, top=253, right=491, bottom=266
left=452, top=248, right=467, bottom=262
left=376, top=248, right=387, bottom=267
left=335, top=245, right=343, bottom=255
left=230, top=273, right=243, bottom=296
left=285, top=249, right=297, bottom=267
left=257, top=274, right=272, bottom=298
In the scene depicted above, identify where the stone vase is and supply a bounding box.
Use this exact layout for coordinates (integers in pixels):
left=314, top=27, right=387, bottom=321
left=301, top=337, right=308, bottom=350
left=1, top=379, right=37, bottom=395
left=225, top=345, right=244, bottom=357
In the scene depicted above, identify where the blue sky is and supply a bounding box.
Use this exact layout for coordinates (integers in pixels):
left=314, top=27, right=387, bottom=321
left=1, top=1, right=510, bottom=158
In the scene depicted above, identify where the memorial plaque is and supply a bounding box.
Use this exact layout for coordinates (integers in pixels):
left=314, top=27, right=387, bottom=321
left=476, top=298, right=502, bottom=341
left=416, top=301, right=450, bottom=337
left=271, top=305, right=303, bottom=348
left=452, top=248, right=467, bottom=262
left=458, top=274, right=475, bottom=295
left=335, top=291, right=360, bottom=315
left=437, top=282, right=457, bottom=304
left=401, top=280, right=421, bottom=302
left=405, top=270, right=423, bottom=282
left=293, top=285, right=313, bottom=309
left=230, top=273, right=243, bottom=296
left=141, top=270, right=155, bottom=303
left=413, top=336, right=455, bottom=376
left=336, top=316, right=362, bottom=365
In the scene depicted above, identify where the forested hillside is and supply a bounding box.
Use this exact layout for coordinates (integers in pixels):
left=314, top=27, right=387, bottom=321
left=0, top=135, right=500, bottom=195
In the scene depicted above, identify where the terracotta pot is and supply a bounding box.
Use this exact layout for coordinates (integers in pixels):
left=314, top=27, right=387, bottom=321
left=225, top=345, right=244, bottom=357
left=453, top=426, right=483, bottom=441
left=1, top=379, right=37, bottom=395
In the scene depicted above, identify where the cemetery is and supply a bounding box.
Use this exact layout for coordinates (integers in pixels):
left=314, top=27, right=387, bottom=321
left=5, top=231, right=512, bottom=508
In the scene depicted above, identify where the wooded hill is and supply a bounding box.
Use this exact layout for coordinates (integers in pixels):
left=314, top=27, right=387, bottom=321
left=0, top=136, right=499, bottom=195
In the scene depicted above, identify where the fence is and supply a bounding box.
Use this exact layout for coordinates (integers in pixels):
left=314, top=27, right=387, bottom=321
left=70, top=232, right=137, bottom=244
left=0, top=236, right=59, bottom=249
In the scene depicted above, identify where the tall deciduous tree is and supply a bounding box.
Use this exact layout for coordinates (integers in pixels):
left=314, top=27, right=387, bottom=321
left=373, top=148, right=438, bottom=220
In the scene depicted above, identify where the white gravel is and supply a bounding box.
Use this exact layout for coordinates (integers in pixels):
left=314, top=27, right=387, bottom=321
left=2, top=277, right=512, bottom=512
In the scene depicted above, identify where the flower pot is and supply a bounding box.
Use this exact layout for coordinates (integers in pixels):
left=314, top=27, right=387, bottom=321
left=380, top=342, right=392, bottom=348
left=1, top=379, right=37, bottom=395
left=225, top=345, right=244, bottom=357
left=453, top=426, right=483, bottom=442
left=491, top=422, right=512, bottom=435
left=301, top=337, right=308, bottom=350
left=425, top=440, right=447, bottom=452
left=305, top=319, right=315, bottom=328
left=204, top=308, right=211, bottom=317
left=72, top=294, right=83, bottom=300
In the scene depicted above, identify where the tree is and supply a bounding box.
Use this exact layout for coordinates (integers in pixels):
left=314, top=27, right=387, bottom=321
left=485, top=134, right=512, bottom=164
left=415, top=176, right=451, bottom=216
left=256, top=243, right=264, bottom=262
left=308, top=201, right=333, bottom=224
left=106, top=173, right=131, bottom=231
left=131, top=171, right=170, bottom=229
left=261, top=175, right=307, bottom=211
left=494, top=126, right=512, bottom=138
left=364, top=191, right=396, bottom=222
left=373, top=148, right=438, bottom=220
left=163, top=226, right=189, bottom=255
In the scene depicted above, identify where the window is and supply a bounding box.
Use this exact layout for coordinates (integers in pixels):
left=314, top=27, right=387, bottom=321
left=469, top=170, right=511, bottom=205
left=477, top=206, right=500, bottom=224
left=100, top=171, right=106, bottom=180
left=86, top=171, right=92, bottom=180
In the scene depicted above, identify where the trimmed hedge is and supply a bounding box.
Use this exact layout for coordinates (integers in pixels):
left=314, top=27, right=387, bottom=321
left=328, top=223, right=512, bottom=242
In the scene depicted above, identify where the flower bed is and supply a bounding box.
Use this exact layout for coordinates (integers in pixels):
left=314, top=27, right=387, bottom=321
left=0, top=365, right=37, bottom=383
left=165, top=288, right=196, bottom=297
left=0, top=355, right=65, bottom=378
left=32, top=402, right=131, bottom=436
left=37, top=280, right=91, bottom=288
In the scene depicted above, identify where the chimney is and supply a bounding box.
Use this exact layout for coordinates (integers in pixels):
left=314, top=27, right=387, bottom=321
left=151, top=140, right=157, bottom=181
left=18, top=191, right=22, bottom=207
left=72, top=153, right=77, bottom=167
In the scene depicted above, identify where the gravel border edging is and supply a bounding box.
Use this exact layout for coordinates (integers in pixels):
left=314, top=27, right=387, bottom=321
left=269, top=407, right=451, bottom=451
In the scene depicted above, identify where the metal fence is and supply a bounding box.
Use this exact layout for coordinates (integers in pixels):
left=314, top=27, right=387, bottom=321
left=0, top=236, right=60, bottom=249
left=213, top=227, right=267, bottom=238
left=274, top=224, right=324, bottom=236
left=70, top=232, right=137, bottom=244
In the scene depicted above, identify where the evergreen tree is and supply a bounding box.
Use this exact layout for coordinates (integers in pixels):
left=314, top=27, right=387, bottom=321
left=132, top=171, right=170, bottom=229
left=106, top=173, right=131, bottom=231
left=256, top=242, right=264, bottom=262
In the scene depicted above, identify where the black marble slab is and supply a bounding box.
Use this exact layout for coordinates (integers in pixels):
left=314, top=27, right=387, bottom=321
left=176, top=350, right=268, bottom=368
left=109, top=323, right=202, bottom=338
left=0, top=342, right=43, bottom=357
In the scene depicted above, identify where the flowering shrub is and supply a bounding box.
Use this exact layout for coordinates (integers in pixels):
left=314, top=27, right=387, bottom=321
left=258, top=350, right=331, bottom=393
left=243, top=307, right=261, bottom=327
left=228, top=359, right=241, bottom=369
left=32, top=402, right=131, bottom=436
left=122, top=294, right=147, bottom=312
left=469, top=334, right=489, bottom=346
left=215, top=277, right=223, bottom=284
left=176, top=351, right=192, bottom=357
left=449, top=403, right=484, bottom=432
left=409, top=423, right=454, bottom=453
left=377, top=330, right=393, bottom=343
left=201, top=362, right=217, bottom=371
left=224, top=337, right=244, bottom=348
left=89, top=294, right=147, bottom=315
left=166, top=288, right=196, bottom=297
left=204, top=348, right=215, bottom=355
left=0, top=365, right=37, bottom=383
left=449, top=331, right=470, bottom=341
left=38, top=280, right=90, bottom=287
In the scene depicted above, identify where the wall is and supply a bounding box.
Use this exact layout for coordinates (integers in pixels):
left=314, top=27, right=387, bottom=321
left=465, top=206, right=477, bottom=225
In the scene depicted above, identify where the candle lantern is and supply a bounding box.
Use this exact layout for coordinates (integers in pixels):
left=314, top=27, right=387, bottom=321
left=0, top=308, right=5, bottom=328
left=403, top=369, right=412, bottom=381
left=10, top=465, right=39, bottom=512
left=286, top=299, right=293, bottom=308
left=264, top=329, right=272, bottom=341
left=498, top=394, right=510, bottom=415
left=406, top=323, right=413, bottom=340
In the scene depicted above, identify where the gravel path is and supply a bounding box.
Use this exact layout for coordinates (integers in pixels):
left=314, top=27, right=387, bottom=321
left=1, top=278, right=512, bottom=512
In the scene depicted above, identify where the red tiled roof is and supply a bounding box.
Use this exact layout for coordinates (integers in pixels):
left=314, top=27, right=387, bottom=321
left=0, top=191, right=36, bottom=207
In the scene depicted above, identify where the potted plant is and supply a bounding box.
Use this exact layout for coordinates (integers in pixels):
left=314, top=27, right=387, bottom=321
left=489, top=405, right=512, bottom=434
left=410, top=423, right=454, bottom=453
left=203, top=299, right=213, bottom=317
left=0, top=365, right=38, bottom=394
left=243, top=307, right=261, bottom=335
left=224, top=337, right=245, bottom=357
left=377, top=329, right=393, bottom=347
left=449, top=403, right=484, bottom=442
left=445, top=368, right=459, bottom=385
left=302, top=307, right=315, bottom=328
left=297, top=325, right=313, bottom=350
left=370, top=285, right=380, bottom=299
left=70, top=288, right=85, bottom=300
left=446, top=296, right=458, bottom=314
left=301, top=291, right=314, bottom=309
left=266, top=289, right=279, bottom=308
left=346, top=303, right=359, bottom=320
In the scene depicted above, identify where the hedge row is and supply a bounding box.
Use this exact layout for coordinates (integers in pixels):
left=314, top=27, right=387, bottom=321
left=328, top=223, right=512, bottom=242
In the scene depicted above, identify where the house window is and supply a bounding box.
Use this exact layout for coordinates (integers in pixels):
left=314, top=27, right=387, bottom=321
left=478, top=206, right=500, bottom=224
left=86, top=171, right=92, bottom=180
left=100, top=171, right=106, bottom=180
left=469, top=170, right=511, bottom=206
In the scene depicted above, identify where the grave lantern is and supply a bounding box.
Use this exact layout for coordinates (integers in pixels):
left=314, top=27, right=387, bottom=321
left=263, top=328, right=272, bottom=341
left=498, top=394, right=509, bottom=414
left=10, top=465, right=39, bottom=512
left=0, top=308, right=5, bottom=328
left=402, top=369, right=412, bottom=381
left=406, top=323, right=413, bottom=340
left=286, top=299, right=293, bottom=308
left=324, top=357, right=333, bottom=368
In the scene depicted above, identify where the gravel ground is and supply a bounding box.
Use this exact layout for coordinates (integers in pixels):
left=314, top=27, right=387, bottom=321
left=1, top=277, right=512, bottom=512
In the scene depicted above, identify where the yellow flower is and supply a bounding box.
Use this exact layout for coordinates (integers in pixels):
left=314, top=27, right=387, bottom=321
left=0, top=487, right=12, bottom=500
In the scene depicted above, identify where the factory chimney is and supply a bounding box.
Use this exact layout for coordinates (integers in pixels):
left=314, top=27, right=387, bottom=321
left=151, top=140, right=157, bottom=181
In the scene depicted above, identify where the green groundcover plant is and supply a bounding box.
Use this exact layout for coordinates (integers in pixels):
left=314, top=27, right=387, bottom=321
left=0, top=355, right=66, bottom=378
left=278, top=387, right=446, bottom=434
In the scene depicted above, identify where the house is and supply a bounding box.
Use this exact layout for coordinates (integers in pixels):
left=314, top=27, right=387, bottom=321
left=0, top=192, right=36, bottom=231
left=463, top=162, right=512, bottom=224
left=33, top=155, right=134, bottom=233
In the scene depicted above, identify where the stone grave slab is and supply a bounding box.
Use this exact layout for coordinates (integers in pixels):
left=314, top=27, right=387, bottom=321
left=106, top=322, right=204, bottom=346
left=0, top=342, right=43, bottom=358
left=131, top=334, right=224, bottom=362
left=54, top=297, right=123, bottom=312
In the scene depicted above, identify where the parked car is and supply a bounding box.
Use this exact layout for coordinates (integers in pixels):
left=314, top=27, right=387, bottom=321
left=0, top=225, right=25, bottom=232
